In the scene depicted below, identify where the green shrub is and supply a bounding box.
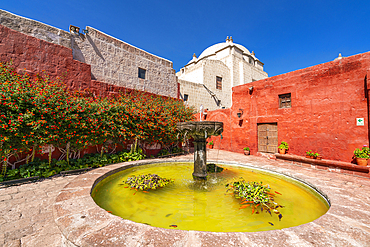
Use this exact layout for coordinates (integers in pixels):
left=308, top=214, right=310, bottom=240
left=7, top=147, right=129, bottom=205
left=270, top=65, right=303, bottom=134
left=0, top=150, right=146, bottom=182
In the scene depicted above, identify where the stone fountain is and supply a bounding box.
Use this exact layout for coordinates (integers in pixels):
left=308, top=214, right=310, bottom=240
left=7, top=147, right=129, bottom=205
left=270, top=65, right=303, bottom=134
left=177, top=121, right=223, bottom=179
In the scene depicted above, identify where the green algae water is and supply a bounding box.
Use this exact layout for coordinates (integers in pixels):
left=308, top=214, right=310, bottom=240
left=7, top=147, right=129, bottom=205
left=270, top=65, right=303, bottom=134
left=91, top=162, right=329, bottom=232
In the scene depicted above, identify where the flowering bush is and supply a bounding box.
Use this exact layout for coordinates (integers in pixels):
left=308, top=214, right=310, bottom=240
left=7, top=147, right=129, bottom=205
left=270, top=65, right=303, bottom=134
left=0, top=62, right=195, bottom=175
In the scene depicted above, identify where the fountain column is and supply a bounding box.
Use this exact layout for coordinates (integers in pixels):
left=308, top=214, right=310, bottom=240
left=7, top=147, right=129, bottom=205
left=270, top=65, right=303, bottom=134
left=177, top=121, right=223, bottom=180
left=193, top=138, right=207, bottom=179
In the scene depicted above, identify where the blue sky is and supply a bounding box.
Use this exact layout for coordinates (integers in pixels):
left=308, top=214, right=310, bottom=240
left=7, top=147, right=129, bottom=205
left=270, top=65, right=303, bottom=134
left=2, top=0, right=369, bottom=77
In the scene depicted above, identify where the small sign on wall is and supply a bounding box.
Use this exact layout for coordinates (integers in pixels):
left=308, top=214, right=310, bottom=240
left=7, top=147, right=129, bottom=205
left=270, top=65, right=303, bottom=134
left=356, top=118, right=365, bottom=126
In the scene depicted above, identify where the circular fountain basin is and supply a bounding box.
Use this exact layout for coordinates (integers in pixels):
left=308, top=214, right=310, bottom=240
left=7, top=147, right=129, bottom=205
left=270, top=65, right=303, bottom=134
left=91, top=162, right=329, bottom=232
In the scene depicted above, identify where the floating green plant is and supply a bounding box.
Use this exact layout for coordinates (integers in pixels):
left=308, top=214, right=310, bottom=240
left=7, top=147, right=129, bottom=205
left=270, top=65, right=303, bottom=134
left=125, top=174, right=173, bottom=191
left=226, top=180, right=284, bottom=220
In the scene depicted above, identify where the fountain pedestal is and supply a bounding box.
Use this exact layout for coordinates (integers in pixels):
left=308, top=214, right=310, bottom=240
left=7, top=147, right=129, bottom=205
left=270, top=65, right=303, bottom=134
left=193, top=138, right=207, bottom=179
left=177, top=121, right=223, bottom=179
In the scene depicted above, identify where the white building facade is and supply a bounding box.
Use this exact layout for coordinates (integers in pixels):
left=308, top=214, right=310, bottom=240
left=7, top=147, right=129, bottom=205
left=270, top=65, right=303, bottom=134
left=177, top=37, right=268, bottom=111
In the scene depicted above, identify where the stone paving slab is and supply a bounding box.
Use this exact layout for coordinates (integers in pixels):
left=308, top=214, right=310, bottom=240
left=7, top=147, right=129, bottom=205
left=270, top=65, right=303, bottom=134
left=0, top=175, right=78, bottom=247
left=0, top=150, right=369, bottom=246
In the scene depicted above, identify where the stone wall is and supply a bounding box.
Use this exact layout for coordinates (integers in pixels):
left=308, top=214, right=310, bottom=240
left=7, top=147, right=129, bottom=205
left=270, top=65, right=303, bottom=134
left=71, top=26, right=178, bottom=98
left=0, top=9, right=70, bottom=48
left=178, top=59, right=231, bottom=111
left=0, top=9, right=178, bottom=98
left=177, top=61, right=204, bottom=84
left=178, top=78, right=223, bottom=113
left=206, top=51, right=370, bottom=162
left=202, top=60, right=231, bottom=108
left=232, top=52, right=268, bottom=86
left=0, top=23, right=169, bottom=100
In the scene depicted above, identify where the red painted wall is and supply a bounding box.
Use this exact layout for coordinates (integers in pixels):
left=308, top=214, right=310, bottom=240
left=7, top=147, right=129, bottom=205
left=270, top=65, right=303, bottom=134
left=0, top=24, right=92, bottom=90
left=0, top=24, right=181, bottom=99
left=0, top=24, right=164, bottom=98
left=206, top=52, right=370, bottom=162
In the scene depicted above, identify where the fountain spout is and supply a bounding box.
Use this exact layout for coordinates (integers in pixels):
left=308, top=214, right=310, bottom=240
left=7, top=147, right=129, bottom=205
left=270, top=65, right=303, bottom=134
left=177, top=121, right=223, bottom=179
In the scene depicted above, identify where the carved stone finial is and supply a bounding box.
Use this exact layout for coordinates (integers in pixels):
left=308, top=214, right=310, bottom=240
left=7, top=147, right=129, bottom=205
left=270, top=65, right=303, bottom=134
left=69, top=25, right=80, bottom=34
left=334, top=53, right=343, bottom=61
left=252, top=51, right=255, bottom=56
left=226, top=36, right=229, bottom=42
left=230, top=36, right=233, bottom=42
left=193, top=53, right=197, bottom=59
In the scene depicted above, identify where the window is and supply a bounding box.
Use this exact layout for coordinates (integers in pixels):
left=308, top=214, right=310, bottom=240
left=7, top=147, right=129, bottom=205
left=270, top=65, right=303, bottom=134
left=138, top=68, right=146, bottom=79
left=216, top=76, right=222, bottom=90
left=249, top=57, right=254, bottom=65
left=279, top=93, right=291, bottom=108
left=183, top=94, right=188, bottom=102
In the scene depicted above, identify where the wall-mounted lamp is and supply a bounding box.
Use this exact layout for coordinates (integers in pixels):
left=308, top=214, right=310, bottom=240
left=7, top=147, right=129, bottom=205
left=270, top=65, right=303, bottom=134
left=237, top=108, right=244, bottom=118
left=249, top=86, right=254, bottom=94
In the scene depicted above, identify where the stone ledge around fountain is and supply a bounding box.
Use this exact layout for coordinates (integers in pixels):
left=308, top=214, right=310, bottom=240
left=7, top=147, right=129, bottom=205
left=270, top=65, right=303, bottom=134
left=52, top=155, right=370, bottom=246
left=275, top=153, right=370, bottom=178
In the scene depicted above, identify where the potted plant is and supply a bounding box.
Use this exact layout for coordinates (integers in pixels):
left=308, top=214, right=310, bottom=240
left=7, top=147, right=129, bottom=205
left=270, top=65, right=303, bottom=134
left=306, top=150, right=315, bottom=159
left=278, top=141, right=289, bottom=154
left=353, top=147, right=369, bottom=166
left=243, top=147, right=250, bottom=155
left=312, top=152, right=320, bottom=159
left=209, top=140, right=214, bottom=149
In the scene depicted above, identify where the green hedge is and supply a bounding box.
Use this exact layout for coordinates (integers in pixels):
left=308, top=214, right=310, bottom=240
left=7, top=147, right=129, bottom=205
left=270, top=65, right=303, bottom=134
left=0, top=150, right=145, bottom=182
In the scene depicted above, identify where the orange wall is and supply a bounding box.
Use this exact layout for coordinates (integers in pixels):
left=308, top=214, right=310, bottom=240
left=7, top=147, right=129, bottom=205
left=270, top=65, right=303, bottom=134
left=206, top=51, right=370, bottom=162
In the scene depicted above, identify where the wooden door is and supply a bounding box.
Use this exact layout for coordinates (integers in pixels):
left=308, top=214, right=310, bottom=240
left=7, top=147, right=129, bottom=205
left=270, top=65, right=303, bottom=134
left=258, top=123, right=278, bottom=153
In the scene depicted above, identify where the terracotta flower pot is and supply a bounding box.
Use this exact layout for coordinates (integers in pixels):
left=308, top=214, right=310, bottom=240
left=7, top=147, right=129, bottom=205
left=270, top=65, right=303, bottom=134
left=278, top=148, right=286, bottom=154
left=306, top=155, right=311, bottom=159
left=316, top=156, right=322, bottom=160
left=356, top=158, right=368, bottom=166
left=209, top=145, right=214, bottom=149
left=244, top=150, right=250, bottom=155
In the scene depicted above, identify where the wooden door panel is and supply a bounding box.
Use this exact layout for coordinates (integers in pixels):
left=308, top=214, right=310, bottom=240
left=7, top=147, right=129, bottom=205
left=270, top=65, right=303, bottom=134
left=257, top=125, right=267, bottom=152
left=258, top=123, right=278, bottom=153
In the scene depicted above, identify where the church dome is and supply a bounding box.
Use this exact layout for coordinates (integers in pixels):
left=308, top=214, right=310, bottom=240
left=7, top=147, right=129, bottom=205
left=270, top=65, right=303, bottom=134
left=195, top=37, right=251, bottom=62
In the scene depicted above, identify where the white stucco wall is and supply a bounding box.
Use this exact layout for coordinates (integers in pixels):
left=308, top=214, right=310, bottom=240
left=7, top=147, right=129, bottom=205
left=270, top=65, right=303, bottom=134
left=178, top=39, right=268, bottom=110
left=177, top=63, right=204, bottom=84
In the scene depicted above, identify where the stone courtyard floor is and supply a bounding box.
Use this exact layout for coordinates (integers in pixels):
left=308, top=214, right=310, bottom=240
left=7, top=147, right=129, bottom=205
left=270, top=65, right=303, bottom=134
left=1, top=150, right=370, bottom=246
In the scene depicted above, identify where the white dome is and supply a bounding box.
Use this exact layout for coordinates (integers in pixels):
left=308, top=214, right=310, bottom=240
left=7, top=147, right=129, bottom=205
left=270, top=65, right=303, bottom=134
left=196, top=42, right=251, bottom=61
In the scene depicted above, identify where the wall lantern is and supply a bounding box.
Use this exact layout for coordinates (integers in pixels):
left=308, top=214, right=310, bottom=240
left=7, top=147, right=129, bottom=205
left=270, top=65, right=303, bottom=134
left=249, top=86, right=254, bottom=94
left=237, top=109, right=244, bottom=118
